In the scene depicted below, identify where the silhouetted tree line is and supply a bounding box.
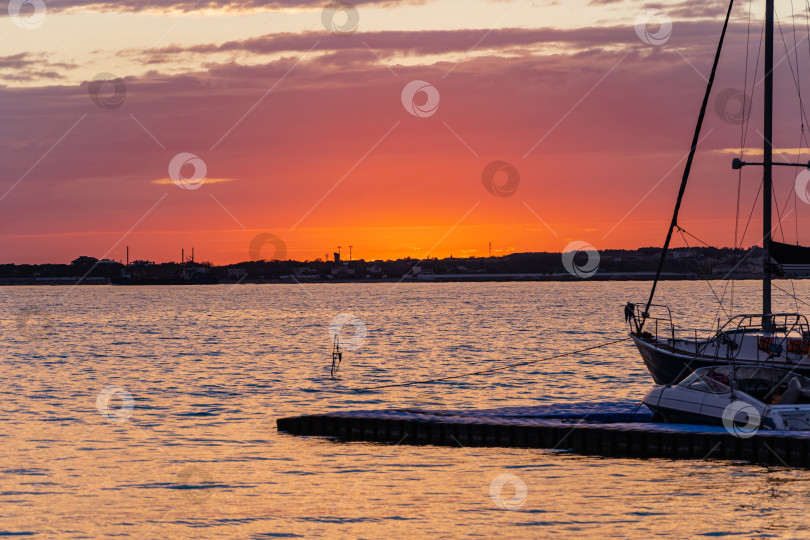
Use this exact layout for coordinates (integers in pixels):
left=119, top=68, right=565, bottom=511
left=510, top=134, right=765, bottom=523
left=0, top=247, right=764, bottom=284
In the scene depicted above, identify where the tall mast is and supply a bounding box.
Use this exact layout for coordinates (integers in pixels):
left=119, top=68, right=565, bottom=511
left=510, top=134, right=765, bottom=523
left=763, top=0, right=774, bottom=316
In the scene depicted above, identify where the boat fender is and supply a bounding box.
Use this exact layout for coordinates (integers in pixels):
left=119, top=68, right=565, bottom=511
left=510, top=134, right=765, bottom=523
left=759, top=336, right=783, bottom=355
left=787, top=338, right=810, bottom=356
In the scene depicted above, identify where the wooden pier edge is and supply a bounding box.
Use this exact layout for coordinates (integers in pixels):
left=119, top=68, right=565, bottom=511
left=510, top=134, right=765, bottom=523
left=276, top=414, right=810, bottom=468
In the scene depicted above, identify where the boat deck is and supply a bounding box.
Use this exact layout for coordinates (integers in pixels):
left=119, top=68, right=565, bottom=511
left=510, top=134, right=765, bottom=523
left=277, top=401, right=810, bottom=468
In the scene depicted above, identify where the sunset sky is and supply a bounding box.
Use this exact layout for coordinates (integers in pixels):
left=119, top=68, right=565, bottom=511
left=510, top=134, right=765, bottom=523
left=2, top=0, right=810, bottom=264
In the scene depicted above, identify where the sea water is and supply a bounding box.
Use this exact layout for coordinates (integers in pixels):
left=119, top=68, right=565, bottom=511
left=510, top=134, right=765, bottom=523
left=2, top=280, right=810, bottom=538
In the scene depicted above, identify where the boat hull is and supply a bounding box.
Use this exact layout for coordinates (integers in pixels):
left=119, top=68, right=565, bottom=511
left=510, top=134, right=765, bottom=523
left=632, top=335, right=719, bottom=384
left=631, top=333, right=810, bottom=385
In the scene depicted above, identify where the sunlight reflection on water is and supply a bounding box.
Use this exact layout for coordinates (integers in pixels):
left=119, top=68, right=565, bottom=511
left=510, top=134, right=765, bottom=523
left=2, top=281, right=810, bottom=538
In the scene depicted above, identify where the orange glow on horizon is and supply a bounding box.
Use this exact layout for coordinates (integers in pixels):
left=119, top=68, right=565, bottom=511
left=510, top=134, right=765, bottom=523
left=3, top=2, right=810, bottom=265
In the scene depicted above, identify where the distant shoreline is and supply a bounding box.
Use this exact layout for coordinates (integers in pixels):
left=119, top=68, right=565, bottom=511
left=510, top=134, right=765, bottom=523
left=1, top=247, right=791, bottom=285
left=0, top=275, right=791, bottom=286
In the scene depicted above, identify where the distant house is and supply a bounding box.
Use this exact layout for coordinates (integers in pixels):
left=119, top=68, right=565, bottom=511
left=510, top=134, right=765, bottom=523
left=412, top=264, right=435, bottom=277
left=71, top=256, right=98, bottom=266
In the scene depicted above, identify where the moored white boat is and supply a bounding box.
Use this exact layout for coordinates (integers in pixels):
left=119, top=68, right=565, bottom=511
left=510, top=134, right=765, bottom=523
left=642, top=365, right=810, bottom=431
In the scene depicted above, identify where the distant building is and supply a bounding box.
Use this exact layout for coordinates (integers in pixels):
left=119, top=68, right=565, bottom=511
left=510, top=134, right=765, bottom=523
left=227, top=268, right=248, bottom=279
left=669, top=250, right=694, bottom=260
left=711, top=262, right=761, bottom=278
left=292, top=267, right=319, bottom=279
left=71, top=256, right=98, bottom=266
left=331, top=266, right=355, bottom=277
left=182, top=263, right=211, bottom=281
left=412, top=264, right=435, bottom=277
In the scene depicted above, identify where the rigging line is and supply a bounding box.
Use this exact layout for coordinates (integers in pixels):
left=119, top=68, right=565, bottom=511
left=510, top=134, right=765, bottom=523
left=776, top=11, right=810, bottom=131
left=734, top=18, right=764, bottom=271
left=351, top=338, right=629, bottom=391
left=796, top=172, right=800, bottom=243
left=757, top=4, right=799, bottom=294
left=737, top=0, right=754, bottom=257
left=797, top=129, right=810, bottom=245
left=735, top=0, right=754, bottom=312
left=778, top=171, right=801, bottom=224
left=797, top=158, right=802, bottom=244
left=793, top=0, right=810, bottom=249
left=782, top=113, right=802, bottom=313
left=806, top=0, right=810, bottom=61
left=794, top=132, right=804, bottom=244
left=739, top=178, right=764, bottom=247
left=736, top=33, right=763, bottom=274
left=676, top=224, right=735, bottom=318
left=677, top=225, right=712, bottom=247
left=792, top=0, right=803, bottom=121
left=677, top=228, right=731, bottom=319
left=678, top=222, right=739, bottom=307
left=717, top=273, right=734, bottom=314
left=775, top=167, right=802, bottom=240
left=773, top=281, right=810, bottom=308
left=678, top=226, right=730, bottom=318
left=738, top=0, right=755, bottom=243
left=715, top=277, right=735, bottom=325
left=793, top=0, right=807, bottom=232
left=642, top=0, right=736, bottom=324
left=731, top=279, right=735, bottom=313
left=742, top=20, right=766, bottom=152
left=772, top=181, right=787, bottom=243
left=741, top=0, right=753, bottom=160
left=790, top=277, right=801, bottom=312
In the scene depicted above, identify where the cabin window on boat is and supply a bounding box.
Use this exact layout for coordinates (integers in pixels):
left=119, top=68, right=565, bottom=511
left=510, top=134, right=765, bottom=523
left=683, top=371, right=730, bottom=393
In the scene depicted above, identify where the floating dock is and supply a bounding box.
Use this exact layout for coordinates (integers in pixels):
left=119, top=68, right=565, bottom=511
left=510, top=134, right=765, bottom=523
left=277, top=402, right=810, bottom=468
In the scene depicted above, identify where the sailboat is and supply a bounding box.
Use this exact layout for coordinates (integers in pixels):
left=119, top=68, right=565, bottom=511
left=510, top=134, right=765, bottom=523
left=626, top=0, right=810, bottom=384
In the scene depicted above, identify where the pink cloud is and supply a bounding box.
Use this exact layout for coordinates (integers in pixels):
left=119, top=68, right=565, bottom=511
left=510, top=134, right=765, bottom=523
left=0, top=20, right=807, bottom=263
left=1, top=0, right=420, bottom=14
